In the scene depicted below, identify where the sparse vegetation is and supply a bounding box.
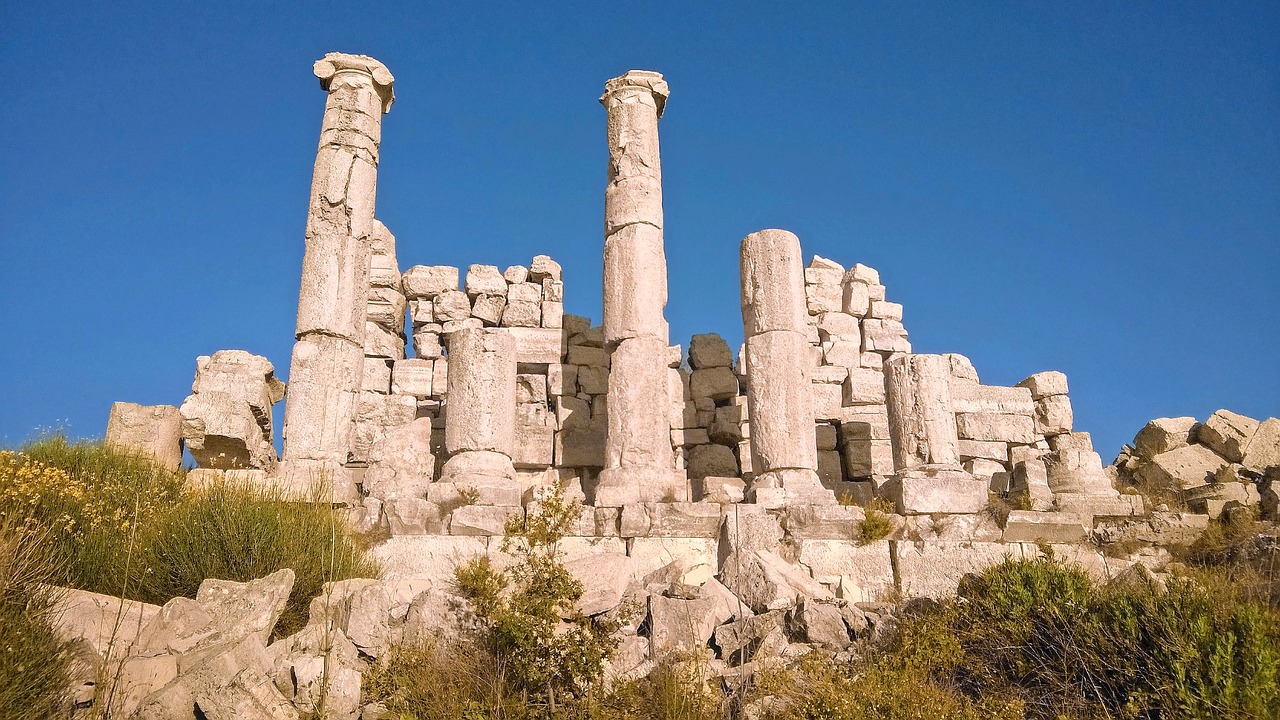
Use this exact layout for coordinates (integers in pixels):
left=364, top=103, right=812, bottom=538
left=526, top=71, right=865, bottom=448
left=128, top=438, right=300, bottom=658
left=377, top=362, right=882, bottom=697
left=0, top=518, right=74, bottom=720
left=857, top=498, right=895, bottom=544
left=0, top=436, right=377, bottom=638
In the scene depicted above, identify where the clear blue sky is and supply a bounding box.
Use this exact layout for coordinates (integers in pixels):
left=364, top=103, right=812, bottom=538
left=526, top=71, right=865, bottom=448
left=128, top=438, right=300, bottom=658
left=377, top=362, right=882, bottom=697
left=1, top=1, right=1277, bottom=459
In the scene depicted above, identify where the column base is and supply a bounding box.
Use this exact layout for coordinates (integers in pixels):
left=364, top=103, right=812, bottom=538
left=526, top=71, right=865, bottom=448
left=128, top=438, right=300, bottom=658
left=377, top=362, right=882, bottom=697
left=435, top=450, right=521, bottom=505
left=594, top=465, right=683, bottom=507
left=746, top=468, right=837, bottom=507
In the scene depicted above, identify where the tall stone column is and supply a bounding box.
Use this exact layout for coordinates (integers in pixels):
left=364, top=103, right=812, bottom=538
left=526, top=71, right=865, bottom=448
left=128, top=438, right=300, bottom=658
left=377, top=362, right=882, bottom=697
left=280, top=53, right=394, bottom=502
left=595, top=70, right=677, bottom=507
left=740, top=229, right=835, bottom=506
left=437, top=328, right=519, bottom=503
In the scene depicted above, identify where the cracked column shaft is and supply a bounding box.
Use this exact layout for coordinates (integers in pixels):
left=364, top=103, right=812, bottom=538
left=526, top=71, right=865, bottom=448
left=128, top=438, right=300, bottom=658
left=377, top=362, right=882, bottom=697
left=280, top=53, right=394, bottom=502
left=595, top=70, right=676, bottom=506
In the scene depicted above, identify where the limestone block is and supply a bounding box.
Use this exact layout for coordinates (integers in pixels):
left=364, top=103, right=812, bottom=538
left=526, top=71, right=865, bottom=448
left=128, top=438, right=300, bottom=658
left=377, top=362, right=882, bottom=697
left=431, top=359, right=449, bottom=397
left=843, top=367, right=886, bottom=405
left=628, top=537, right=718, bottom=582
left=843, top=264, right=879, bottom=284
left=563, top=552, right=633, bottom=616
left=816, top=312, right=861, bottom=343
left=708, top=405, right=745, bottom=445
left=642, top=502, right=724, bottom=538
left=672, top=428, right=710, bottom=446
left=949, top=383, right=1034, bottom=415
left=688, top=443, right=738, bottom=479
left=469, top=294, right=504, bottom=326
left=842, top=438, right=894, bottom=478
left=444, top=328, right=517, bottom=455
left=866, top=300, right=901, bottom=322
left=955, top=412, right=1036, bottom=444
left=529, top=255, right=563, bottom=282
left=740, top=229, right=808, bottom=334
left=719, top=548, right=832, bottom=613
left=806, top=256, right=844, bottom=282
left=577, top=365, right=609, bottom=394
left=806, top=283, right=842, bottom=315
left=367, top=285, right=407, bottom=331
left=1016, top=371, right=1068, bottom=399
left=51, top=588, right=161, bottom=660
left=433, top=289, right=473, bottom=322
left=540, top=301, right=564, bottom=328
left=1002, top=511, right=1089, bottom=543
left=411, top=330, right=443, bottom=360
left=689, top=333, right=734, bottom=368
left=885, top=354, right=960, bottom=470
left=513, top=404, right=555, bottom=468
left=891, top=468, right=989, bottom=514
left=389, top=358, right=432, bottom=397
left=745, top=330, right=818, bottom=472
left=1033, top=395, right=1074, bottom=436
left=555, top=426, right=606, bottom=468
left=690, top=366, right=739, bottom=400
left=362, top=358, right=392, bottom=393
left=402, top=265, right=459, bottom=299
left=363, top=320, right=406, bottom=359
left=839, top=408, right=891, bottom=441
left=352, top=392, right=418, bottom=462
left=964, top=458, right=1006, bottom=481
left=181, top=393, right=276, bottom=471
left=1055, top=493, right=1144, bottom=518
left=799, top=539, right=894, bottom=601
left=548, top=364, right=577, bottom=397
left=841, top=281, right=870, bottom=316
left=783, top=504, right=866, bottom=540
left=895, top=541, right=1041, bottom=600
left=363, top=418, right=435, bottom=500
left=570, top=324, right=605, bottom=347
left=1133, top=416, right=1197, bottom=458
left=817, top=449, right=842, bottom=485
left=501, top=300, right=541, bottom=327
left=1197, top=409, right=1260, bottom=463
left=464, top=264, right=507, bottom=298
left=1044, top=449, right=1118, bottom=496
left=821, top=340, right=861, bottom=369
left=556, top=395, right=592, bottom=429
left=861, top=318, right=910, bottom=353
left=1242, top=418, right=1280, bottom=472
left=568, top=345, right=610, bottom=367
left=105, top=402, right=183, bottom=470
left=602, top=223, right=669, bottom=342
left=373, top=535, right=489, bottom=582
left=958, top=440, right=1009, bottom=462
left=815, top=423, right=838, bottom=451
left=409, top=299, right=434, bottom=324
left=1010, top=459, right=1054, bottom=511
left=282, top=333, right=363, bottom=461
left=508, top=326, right=567, bottom=364
left=1139, top=444, right=1228, bottom=490
left=449, top=505, right=521, bottom=536
left=649, top=585, right=738, bottom=656
left=502, top=282, right=538, bottom=306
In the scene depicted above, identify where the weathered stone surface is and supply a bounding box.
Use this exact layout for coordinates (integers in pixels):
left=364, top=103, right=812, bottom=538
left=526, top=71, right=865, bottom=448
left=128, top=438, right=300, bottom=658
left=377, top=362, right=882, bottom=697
left=563, top=552, right=634, bottom=616
left=508, top=326, right=567, bottom=364
left=788, top=598, right=850, bottom=651
left=1010, top=459, right=1054, bottom=510
left=713, top=610, right=783, bottom=662
left=628, top=538, right=718, bottom=582
left=1002, top=511, right=1089, bottom=543
left=1133, top=417, right=1197, bottom=458
left=181, top=351, right=283, bottom=470
left=741, top=229, right=808, bottom=335
left=1242, top=418, right=1280, bottom=472
left=132, top=633, right=297, bottom=720
left=363, top=418, right=435, bottom=500
left=719, top=549, right=832, bottom=613
left=1045, top=448, right=1118, bottom=496
left=443, top=328, right=517, bottom=456
left=598, top=336, right=675, bottom=504
left=52, top=588, right=161, bottom=660
left=352, top=392, right=417, bottom=463
left=688, top=443, right=738, bottom=480
left=1016, top=371, right=1068, bottom=399
left=529, top=255, right=563, bottom=282
left=1033, top=394, right=1074, bottom=436
left=891, top=467, right=989, bottom=514
left=895, top=541, right=1040, bottom=599
left=1138, top=443, right=1227, bottom=491
left=744, top=330, right=818, bottom=473
left=649, top=585, right=737, bottom=655
left=106, top=402, right=184, bottom=470
left=282, top=333, right=362, bottom=465
left=783, top=504, right=867, bottom=539
left=955, top=412, right=1036, bottom=444
left=1197, top=409, right=1260, bottom=463
left=885, top=354, right=960, bottom=470
left=949, top=383, right=1034, bottom=415
left=401, top=265, right=458, bottom=298
left=690, top=366, right=740, bottom=400
left=373, top=536, right=489, bottom=583
left=390, top=358, right=433, bottom=397
left=689, top=333, right=734, bottom=369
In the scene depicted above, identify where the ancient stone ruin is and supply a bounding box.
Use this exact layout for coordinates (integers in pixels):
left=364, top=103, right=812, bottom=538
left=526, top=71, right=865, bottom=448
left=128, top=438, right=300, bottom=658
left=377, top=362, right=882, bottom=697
left=93, top=52, right=1279, bottom=718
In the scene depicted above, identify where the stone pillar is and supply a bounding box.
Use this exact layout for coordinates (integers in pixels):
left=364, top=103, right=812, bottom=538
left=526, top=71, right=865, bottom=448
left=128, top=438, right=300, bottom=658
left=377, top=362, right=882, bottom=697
left=436, top=328, right=520, bottom=503
left=280, top=53, right=394, bottom=502
left=884, top=354, right=961, bottom=471
left=595, top=70, right=678, bottom=506
left=740, top=229, right=835, bottom=506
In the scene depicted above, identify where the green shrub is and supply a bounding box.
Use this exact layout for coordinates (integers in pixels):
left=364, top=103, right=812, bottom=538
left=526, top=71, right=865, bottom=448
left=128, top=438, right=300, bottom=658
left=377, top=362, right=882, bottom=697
left=904, top=556, right=1280, bottom=720
left=1, top=437, right=378, bottom=638
left=0, top=519, right=74, bottom=720
left=454, top=485, right=621, bottom=714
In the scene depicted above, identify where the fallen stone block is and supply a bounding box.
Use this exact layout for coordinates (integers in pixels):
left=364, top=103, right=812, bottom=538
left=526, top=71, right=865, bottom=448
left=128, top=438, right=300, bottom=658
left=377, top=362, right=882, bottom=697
left=1197, top=409, right=1259, bottom=463
left=1133, top=416, right=1197, bottom=458
left=105, top=402, right=184, bottom=470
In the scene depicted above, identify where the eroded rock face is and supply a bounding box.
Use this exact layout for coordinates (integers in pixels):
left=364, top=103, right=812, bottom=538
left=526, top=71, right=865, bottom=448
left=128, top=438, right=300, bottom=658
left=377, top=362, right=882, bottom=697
left=180, top=350, right=285, bottom=470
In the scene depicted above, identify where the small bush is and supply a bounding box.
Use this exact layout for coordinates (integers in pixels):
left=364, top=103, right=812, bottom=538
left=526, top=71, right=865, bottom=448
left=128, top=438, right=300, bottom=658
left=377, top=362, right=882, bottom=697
left=602, top=653, right=728, bottom=720
left=364, top=638, right=521, bottom=720
left=0, top=519, right=74, bottom=720
left=857, top=498, right=895, bottom=545
left=454, top=485, right=621, bottom=714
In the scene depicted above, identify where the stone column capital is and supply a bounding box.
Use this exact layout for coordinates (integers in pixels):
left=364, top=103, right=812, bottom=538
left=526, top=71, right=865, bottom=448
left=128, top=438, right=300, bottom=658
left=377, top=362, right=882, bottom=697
left=313, top=52, right=395, bottom=113
left=600, top=70, right=669, bottom=117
